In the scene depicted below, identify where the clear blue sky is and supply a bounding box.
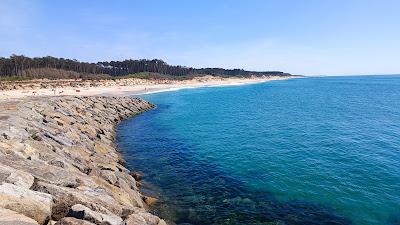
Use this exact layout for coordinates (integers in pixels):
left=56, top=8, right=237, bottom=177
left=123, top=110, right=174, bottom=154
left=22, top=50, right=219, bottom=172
left=1, top=0, right=399, bottom=75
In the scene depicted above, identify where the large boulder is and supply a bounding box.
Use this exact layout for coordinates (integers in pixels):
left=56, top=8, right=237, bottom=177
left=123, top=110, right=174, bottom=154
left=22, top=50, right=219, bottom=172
left=0, top=156, right=81, bottom=188
left=68, top=204, right=122, bottom=225
left=0, top=164, right=34, bottom=188
left=34, top=181, right=124, bottom=216
left=54, top=217, right=96, bottom=225
left=99, top=170, right=118, bottom=185
left=122, top=211, right=167, bottom=225
left=0, top=183, right=53, bottom=224
left=0, top=207, right=39, bottom=225
left=116, top=178, right=144, bottom=209
left=55, top=217, right=95, bottom=225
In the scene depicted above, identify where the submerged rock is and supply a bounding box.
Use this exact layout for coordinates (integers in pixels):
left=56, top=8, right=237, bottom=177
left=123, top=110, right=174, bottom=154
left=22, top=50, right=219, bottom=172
left=143, top=196, right=158, bottom=206
left=129, top=172, right=144, bottom=181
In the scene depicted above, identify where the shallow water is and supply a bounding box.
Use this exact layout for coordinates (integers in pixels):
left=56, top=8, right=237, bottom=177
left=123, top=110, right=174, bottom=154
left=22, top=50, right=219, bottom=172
left=117, top=76, right=400, bottom=225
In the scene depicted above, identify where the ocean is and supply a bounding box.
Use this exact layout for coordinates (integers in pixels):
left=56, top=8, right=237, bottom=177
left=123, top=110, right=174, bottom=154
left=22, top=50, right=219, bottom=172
left=116, top=76, right=400, bottom=225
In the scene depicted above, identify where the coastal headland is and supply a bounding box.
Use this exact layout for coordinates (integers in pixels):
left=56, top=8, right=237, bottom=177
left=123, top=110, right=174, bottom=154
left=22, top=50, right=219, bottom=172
left=0, top=95, right=168, bottom=225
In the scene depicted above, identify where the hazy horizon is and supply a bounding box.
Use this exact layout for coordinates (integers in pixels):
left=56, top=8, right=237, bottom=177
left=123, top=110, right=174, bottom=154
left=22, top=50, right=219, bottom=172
left=1, top=0, right=399, bottom=76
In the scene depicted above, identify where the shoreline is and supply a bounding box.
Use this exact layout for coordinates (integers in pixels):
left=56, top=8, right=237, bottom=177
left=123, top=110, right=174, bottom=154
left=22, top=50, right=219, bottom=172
left=0, top=77, right=297, bottom=224
left=138, top=77, right=285, bottom=95
left=0, top=76, right=298, bottom=100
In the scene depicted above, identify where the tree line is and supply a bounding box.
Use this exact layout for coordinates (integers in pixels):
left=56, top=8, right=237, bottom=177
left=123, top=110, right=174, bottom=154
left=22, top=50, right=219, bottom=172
left=0, top=55, right=291, bottom=79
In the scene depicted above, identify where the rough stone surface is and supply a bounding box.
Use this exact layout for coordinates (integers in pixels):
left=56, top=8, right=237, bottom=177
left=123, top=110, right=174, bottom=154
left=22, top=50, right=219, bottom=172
left=54, top=217, right=95, bottom=225
left=0, top=183, right=53, bottom=224
left=0, top=96, right=164, bottom=224
left=0, top=164, right=35, bottom=189
left=122, top=209, right=168, bottom=225
left=0, top=207, right=39, bottom=225
left=68, top=204, right=122, bottom=225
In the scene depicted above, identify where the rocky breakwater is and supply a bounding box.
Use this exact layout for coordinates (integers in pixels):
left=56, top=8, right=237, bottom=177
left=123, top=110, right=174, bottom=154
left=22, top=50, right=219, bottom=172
left=0, top=96, right=167, bottom=225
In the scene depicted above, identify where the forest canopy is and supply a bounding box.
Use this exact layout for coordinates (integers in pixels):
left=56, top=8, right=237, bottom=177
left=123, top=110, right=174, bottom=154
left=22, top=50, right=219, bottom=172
left=0, top=55, right=291, bottom=80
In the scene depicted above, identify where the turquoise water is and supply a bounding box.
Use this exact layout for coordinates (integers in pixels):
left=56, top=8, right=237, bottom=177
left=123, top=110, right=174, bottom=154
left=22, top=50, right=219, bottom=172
left=117, top=76, right=400, bottom=225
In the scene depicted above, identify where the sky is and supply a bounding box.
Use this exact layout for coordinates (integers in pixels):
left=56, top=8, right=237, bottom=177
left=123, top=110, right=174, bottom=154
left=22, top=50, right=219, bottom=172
left=0, top=0, right=399, bottom=76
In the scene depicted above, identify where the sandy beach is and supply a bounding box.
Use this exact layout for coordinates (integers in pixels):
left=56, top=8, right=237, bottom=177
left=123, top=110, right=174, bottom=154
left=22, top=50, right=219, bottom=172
left=0, top=76, right=296, bottom=100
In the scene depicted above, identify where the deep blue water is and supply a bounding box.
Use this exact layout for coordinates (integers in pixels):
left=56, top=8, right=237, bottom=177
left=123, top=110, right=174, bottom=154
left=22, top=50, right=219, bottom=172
left=116, top=76, right=400, bottom=225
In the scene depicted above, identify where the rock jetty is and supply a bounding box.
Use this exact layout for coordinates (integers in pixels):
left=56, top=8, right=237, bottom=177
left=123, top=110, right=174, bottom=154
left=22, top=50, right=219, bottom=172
left=0, top=96, right=167, bottom=225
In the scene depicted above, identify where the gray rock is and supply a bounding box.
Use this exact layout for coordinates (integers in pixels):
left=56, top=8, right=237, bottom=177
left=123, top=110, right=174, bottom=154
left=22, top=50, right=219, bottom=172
left=121, top=214, right=146, bottom=225
left=0, top=207, right=39, bottom=225
left=116, top=178, right=144, bottom=208
left=0, top=156, right=80, bottom=188
left=0, top=183, right=53, bottom=224
left=55, top=217, right=96, bottom=225
left=34, top=181, right=124, bottom=217
left=0, top=164, right=34, bottom=188
left=100, top=170, right=118, bottom=185
left=122, top=211, right=164, bottom=225
left=68, top=204, right=122, bottom=225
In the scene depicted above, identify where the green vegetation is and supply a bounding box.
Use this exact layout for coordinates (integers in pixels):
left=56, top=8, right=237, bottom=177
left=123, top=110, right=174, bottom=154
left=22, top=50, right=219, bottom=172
left=116, top=72, right=200, bottom=80
left=0, top=55, right=292, bottom=81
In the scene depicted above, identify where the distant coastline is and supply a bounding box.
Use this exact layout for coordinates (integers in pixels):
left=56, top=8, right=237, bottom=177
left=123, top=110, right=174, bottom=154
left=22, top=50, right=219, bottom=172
left=0, top=55, right=293, bottom=81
